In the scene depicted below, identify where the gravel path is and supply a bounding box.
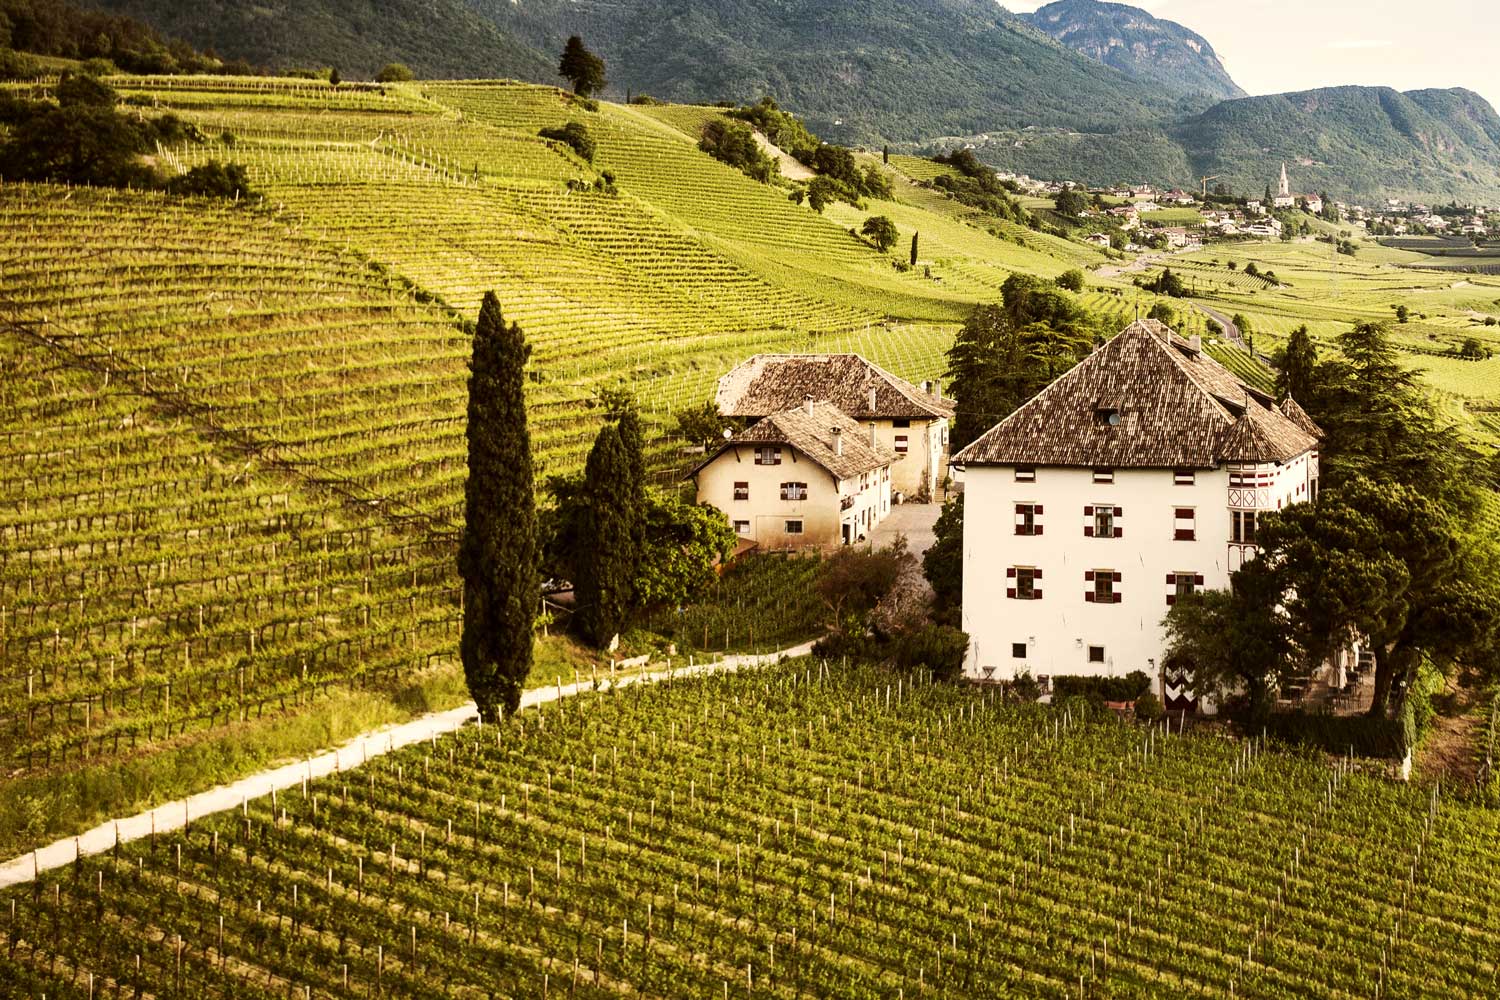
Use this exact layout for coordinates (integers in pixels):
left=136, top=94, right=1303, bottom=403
left=0, top=642, right=815, bottom=889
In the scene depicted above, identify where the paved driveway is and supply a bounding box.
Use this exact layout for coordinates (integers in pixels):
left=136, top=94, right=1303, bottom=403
left=868, top=501, right=942, bottom=556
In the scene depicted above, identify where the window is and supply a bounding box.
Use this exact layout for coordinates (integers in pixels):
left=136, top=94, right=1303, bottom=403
left=733, top=482, right=749, bottom=501
left=1085, top=505, right=1121, bottom=538
left=784, top=520, right=803, bottom=535
left=1093, top=467, right=1114, bottom=484
left=1015, top=466, right=1036, bottom=483
left=1087, top=645, right=1106, bottom=664
left=780, top=482, right=808, bottom=501
left=893, top=418, right=911, bottom=429
left=754, top=446, right=783, bottom=466
left=1166, top=572, right=1204, bottom=605
left=894, top=435, right=909, bottom=453
left=1174, top=468, right=1195, bottom=486
left=1011, top=642, right=1028, bottom=659
left=1014, top=502, right=1043, bottom=536
left=1085, top=570, right=1121, bottom=604
left=1006, top=566, right=1043, bottom=600
left=1095, top=408, right=1121, bottom=427
left=1174, top=508, right=1196, bottom=541
left=1233, top=510, right=1258, bottom=544
left=733, top=520, right=750, bottom=534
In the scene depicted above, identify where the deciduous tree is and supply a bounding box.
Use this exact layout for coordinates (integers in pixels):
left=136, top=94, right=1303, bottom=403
left=558, top=36, right=605, bottom=97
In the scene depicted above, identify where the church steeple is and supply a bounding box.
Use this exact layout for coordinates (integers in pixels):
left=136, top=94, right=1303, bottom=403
left=1278, top=162, right=1290, bottom=198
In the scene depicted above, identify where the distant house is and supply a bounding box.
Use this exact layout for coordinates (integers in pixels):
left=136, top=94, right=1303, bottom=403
left=690, top=399, right=894, bottom=550
left=950, top=320, right=1323, bottom=708
left=1084, top=232, right=1112, bottom=248
left=1302, top=194, right=1324, bottom=215
left=1245, top=199, right=1264, bottom=215
left=1165, top=189, right=1196, bottom=205
left=715, top=354, right=954, bottom=499
left=1161, top=227, right=1194, bottom=249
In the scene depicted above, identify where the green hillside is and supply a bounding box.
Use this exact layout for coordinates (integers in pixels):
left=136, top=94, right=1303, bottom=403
left=1026, top=0, right=1244, bottom=104
left=0, top=74, right=1113, bottom=851
left=4, top=663, right=1497, bottom=997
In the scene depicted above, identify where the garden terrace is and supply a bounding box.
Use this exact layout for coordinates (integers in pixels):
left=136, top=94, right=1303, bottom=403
left=0, top=664, right=1493, bottom=998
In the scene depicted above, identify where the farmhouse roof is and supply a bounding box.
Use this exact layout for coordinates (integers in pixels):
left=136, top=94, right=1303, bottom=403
left=716, top=354, right=954, bottom=421
left=952, top=320, right=1320, bottom=469
left=691, top=402, right=895, bottom=481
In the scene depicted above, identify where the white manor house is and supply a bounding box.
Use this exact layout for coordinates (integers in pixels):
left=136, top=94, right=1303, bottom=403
left=952, top=320, right=1322, bottom=709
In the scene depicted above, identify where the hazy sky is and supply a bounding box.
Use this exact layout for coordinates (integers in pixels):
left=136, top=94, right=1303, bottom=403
left=1003, top=1, right=1500, bottom=109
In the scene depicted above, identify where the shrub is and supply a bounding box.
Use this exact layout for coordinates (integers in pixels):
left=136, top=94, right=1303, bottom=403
left=539, top=122, right=596, bottom=163
left=375, top=63, right=415, bottom=83
left=1052, top=671, right=1151, bottom=702
left=1008, top=672, right=1042, bottom=703
left=1055, top=269, right=1085, bottom=292
left=892, top=625, right=969, bottom=681
left=698, top=118, right=773, bottom=182
left=1134, top=692, right=1165, bottom=722
left=164, top=161, right=252, bottom=198
left=1261, top=711, right=1408, bottom=759
left=861, top=215, right=898, bottom=252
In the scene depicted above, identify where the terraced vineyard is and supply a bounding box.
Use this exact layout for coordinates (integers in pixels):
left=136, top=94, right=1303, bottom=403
left=1, top=664, right=1495, bottom=999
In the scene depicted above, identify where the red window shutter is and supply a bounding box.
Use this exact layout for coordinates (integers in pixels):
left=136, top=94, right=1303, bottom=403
left=1175, top=508, right=1193, bottom=519
left=1034, top=504, right=1044, bottom=515
left=1015, top=525, right=1024, bottom=536
left=1174, top=529, right=1194, bottom=541
left=1007, top=587, right=1016, bottom=599
left=1114, top=506, right=1123, bottom=517
left=1116, top=527, right=1123, bottom=538
left=1113, top=593, right=1123, bottom=604
left=1165, top=573, right=1177, bottom=584
left=1085, top=592, right=1095, bottom=603
left=1166, top=595, right=1176, bottom=606
left=1084, top=571, right=1095, bottom=582
left=1033, top=590, right=1044, bottom=600
left=1006, top=567, right=1017, bottom=578
left=1034, top=524, right=1044, bottom=536
left=1113, top=571, right=1122, bottom=583
left=1084, top=526, right=1094, bottom=537
left=1195, top=574, right=1205, bottom=586
left=1034, top=568, right=1043, bottom=580
left=1084, top=506, right=1094, bottom=516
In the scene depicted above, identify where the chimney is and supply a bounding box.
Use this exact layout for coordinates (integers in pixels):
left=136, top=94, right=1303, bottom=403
left=933, top=379, right=942, bottom=399
left=921, top=380, right=931, bottom=394
left=1188, top=334, right=1202, bottom=354
left=869, top=422, right=878, bottom=447
left=868, top=386, right=877, bottom=413
left=803, top=394, right=815, bottom=416
left=832, top=426, right=843, bottom=457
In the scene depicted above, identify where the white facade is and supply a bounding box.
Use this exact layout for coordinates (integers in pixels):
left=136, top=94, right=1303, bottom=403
left=869, top=416, right=948, bottom=499
left=960, top=454, right=1319, bottom=697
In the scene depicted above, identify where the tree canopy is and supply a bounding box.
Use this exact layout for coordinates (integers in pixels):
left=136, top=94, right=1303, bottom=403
left=558, top=35, right=606, bottom=97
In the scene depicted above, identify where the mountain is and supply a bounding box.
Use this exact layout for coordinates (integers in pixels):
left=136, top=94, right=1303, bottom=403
left=1023, top=0, right=1244, bottom=105
left=78, top=0, right=554, bottom=80
left=84, top=0, right=1189, bottom=142
left=1171, top=86, right=1500, bottom=205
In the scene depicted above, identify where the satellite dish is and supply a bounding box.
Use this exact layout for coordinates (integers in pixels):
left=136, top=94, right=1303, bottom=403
left=1107, top=412, right=1122, bottom=427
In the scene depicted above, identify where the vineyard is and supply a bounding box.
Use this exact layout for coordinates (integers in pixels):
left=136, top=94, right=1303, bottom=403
left=0, top=663, right=1495, bottom=998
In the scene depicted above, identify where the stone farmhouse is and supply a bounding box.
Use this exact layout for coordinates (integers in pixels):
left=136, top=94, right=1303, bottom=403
left=714, top=354, right=954, bottom=500
left=690, top=399, right=894, bottom=550
left=951, top=320, right=1322, bottom=710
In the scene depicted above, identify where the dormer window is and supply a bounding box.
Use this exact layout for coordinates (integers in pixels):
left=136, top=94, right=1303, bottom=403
left=1096, top=408, right=1121, bottom=427
left=1092, top=468, right=1114, bottom=484
left=1015, top=466, right=1036, bottom=483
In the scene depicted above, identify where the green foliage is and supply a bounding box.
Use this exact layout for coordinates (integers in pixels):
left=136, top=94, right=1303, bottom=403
left=1055, top=268, right=1085, bottom=292
left=698, top=118, right=773, bottom=182
left=458, top=293, right=538, bottom=720
left=806, top=174, right=858, bottom=213
left=558, top=35, right=605, bottom=97
left=922, top=495, right=963, bottom=626
left=635, top=492, right=736, bottom=610
left=1052, top=672, right=1152, bottom=702
left=815, top=542, right=904, bottom=633
left=946, top=273, right=1099, bottom=450
left=539, top=121, right=596, bottom=163
left=375, top=62, right=415, bottom=82
left=1053, top=188, right=1089, bottom=218
left=56, top=70, right=114, bottom=107
left=892, top=625, right=969, bottom=681
left=910, top=231, right=919, bottom=267
left=1161, top=558, right=1294, bottom=723
left=1261, top=711, right=1410, bottom=759
left=1272, top=324, right=1317, bottom=401
left=726, top=95, right=819, bottom=160
left=163, top=160, right=252, bottom=198
left=1134, top=692, right=1165, bottom=722
left=575, top=423, right=637, bottom=647
left=861, top=214, right=898, bottom=252
left=673, top=400, right=733, bottom=449
left=1395, top=304, right=1410, bottom=323
left=1146, top=266, right=1188, bottom=298
left=0, top=99, right=154, bottom=187
left=0, top=0, right=242, bottom=75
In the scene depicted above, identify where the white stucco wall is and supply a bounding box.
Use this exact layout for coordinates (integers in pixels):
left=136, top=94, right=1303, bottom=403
left=959, top=455, right=1316, bottom=695
left=695, top=445, right=892, bottom=550
left=868, top=417, right=948, bottom=498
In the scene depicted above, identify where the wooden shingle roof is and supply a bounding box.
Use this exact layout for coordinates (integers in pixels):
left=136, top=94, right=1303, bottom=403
left=692, top=402, right=895, bottom=481
left=716, top=354, right=955, bottom=421
left=953, top=320, right=1320, bottom=469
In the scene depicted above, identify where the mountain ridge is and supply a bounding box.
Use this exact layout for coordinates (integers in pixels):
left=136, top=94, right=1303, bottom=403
left=1022, top=0, right=1245, bottom=104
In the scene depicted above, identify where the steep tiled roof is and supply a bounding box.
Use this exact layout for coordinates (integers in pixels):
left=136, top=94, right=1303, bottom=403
left=953, top=320, right=1319, bottom=469
left=1278, top=395, right=1324, bottom=439
left=716, top=354, right=954, bottom=421
left=692, top=402, right=895, bottom=481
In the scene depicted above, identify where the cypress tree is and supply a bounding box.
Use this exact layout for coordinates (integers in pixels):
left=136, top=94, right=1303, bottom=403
left=457, top=293, right=537, bottom=721
left=910, top=231, right=919, bottom=268
left=576, top=424, right=635, bottom=647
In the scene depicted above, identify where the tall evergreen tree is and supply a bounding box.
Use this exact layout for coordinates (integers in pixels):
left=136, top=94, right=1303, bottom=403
left=576, top=424, right=635, bottom=647
left=1273, top=324, right=1317, bottom=402
left=457, top=293, right=538, bottom=721
left=558, top=36, right=606, bottom=97
left=910, top=231, right=920, bottom=268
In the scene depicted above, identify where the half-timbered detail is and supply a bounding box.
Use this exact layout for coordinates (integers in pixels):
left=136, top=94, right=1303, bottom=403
left=952, top=320, right=1322, bottom=709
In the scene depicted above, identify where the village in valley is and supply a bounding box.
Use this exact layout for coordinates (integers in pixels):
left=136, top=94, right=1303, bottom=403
left=1, top=0, right=1498, bottom=996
